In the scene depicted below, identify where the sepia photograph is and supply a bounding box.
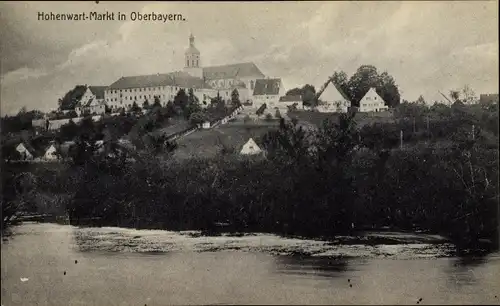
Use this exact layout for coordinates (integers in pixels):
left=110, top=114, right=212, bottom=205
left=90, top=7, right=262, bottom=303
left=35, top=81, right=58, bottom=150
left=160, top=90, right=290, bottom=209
left=1, top=1, right=499, bottom=305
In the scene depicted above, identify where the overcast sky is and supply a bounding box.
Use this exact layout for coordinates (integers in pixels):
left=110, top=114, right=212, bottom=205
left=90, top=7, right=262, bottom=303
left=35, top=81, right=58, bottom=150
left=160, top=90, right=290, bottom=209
left=1, top=1, right=498, bottom=115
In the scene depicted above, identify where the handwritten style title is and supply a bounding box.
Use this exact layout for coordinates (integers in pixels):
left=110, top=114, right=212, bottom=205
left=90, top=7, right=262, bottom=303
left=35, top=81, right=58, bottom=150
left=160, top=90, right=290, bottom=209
left=37, top=11, right=185, bottom=23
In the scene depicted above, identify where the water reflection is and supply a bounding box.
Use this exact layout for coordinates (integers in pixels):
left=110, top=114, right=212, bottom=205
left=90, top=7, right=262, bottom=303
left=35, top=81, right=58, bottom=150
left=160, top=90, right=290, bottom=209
left=275, top=255, right=350, bottom=279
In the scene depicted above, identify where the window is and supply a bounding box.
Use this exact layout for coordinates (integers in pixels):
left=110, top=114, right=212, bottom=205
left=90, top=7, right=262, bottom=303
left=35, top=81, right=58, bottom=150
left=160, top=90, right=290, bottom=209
left=187, top=60, right=189, bottom=66
left=250, top=80, right=254, bottom=90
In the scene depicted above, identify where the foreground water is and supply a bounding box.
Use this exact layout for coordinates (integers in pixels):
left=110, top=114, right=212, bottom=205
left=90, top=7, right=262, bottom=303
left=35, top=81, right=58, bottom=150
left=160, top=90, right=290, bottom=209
left=1, top=223, right=499, bottom=305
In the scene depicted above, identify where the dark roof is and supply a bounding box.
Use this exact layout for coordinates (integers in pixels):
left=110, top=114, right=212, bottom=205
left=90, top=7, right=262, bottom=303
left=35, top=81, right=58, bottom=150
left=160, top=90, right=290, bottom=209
left=88, top=86, right=107, bottom=99
left=279, top=95, right=302, bottom=102
left=203, top=62, right=265, bottom=80
left=331, top=82, right=351, bottom=101
left=81, top=98, right=106, bottom=108
left=107, top=71, right=210, bottom=90
left=253, top=78, right=282, bottom=96
left=479, top=94, right=499, bottom=104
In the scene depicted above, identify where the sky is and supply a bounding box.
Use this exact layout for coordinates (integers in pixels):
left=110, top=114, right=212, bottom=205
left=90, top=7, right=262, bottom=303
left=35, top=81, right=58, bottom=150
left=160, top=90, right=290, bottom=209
left=0, top=1, right=498, bottom=115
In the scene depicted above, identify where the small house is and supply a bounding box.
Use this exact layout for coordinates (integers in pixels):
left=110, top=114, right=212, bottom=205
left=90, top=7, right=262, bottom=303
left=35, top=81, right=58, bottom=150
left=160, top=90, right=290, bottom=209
left=316, top=81, right=351, bottom=113
left=202, top=121, right=211, bottom=129
left=16, top=143, right=34, bottom=160
left=75, top=86, right=108, bottom=116
left=240, top=137, right=263, bottom=155
left=44, top=144, right=59, bottom=161
left=359, top=88, right=388, bottom=112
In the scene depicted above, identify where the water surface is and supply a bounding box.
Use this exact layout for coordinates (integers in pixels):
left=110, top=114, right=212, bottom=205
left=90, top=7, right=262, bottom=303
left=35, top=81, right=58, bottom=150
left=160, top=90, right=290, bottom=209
left=2, top=223, right=499, bottom=305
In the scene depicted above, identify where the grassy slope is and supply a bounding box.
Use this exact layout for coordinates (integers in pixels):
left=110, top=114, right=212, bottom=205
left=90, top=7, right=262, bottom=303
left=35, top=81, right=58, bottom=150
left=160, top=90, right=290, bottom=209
left=173, top=122, right=279, bottom=159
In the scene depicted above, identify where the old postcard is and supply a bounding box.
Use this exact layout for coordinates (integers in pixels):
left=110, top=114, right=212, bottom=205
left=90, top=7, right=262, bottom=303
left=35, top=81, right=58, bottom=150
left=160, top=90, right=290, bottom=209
left=1, top=1, right=499, bottom=305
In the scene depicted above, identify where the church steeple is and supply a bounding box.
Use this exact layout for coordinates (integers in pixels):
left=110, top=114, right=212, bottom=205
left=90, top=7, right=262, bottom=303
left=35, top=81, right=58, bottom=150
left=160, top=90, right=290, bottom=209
left=189, top=33, right=195, bottom=47
left=184, top=33, right=203, bottom=78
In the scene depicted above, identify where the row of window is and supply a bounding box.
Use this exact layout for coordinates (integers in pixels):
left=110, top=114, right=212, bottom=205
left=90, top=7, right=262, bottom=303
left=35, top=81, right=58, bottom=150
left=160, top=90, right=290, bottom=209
left=106, top=86, right=200, bottom=95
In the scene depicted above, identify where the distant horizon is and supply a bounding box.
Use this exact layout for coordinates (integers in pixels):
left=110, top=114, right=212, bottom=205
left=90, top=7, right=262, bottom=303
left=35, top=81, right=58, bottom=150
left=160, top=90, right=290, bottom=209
left=1, top=1, right=498, bottom=116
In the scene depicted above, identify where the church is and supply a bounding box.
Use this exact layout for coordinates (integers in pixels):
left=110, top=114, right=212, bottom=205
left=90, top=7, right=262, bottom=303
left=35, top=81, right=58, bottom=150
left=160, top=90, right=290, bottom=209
left=104, top=34, right=280, bottom=110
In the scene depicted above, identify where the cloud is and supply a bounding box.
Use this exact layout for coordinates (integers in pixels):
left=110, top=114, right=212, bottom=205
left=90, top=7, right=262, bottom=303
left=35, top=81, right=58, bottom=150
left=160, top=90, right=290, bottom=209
left=1, top=67, right=49, bottom=85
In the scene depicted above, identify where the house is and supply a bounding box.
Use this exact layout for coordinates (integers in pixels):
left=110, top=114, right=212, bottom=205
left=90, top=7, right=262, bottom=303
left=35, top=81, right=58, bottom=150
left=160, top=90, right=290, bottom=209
left=240, top=137, right=263, bottom=155
left=75, top=86, right=108, bottom=116
left=316, top=82, right=351, bottom=113
left=202, top=121, right=211, bottom=129
left=479, top=94, right=499, bottom=104
left=359, top=88, right=388, bottom=112
left=43, top=144, right=59, bottom=161
left=15, top=143, right=34, bottom=160
left=252, top=78, right=286, bottom=109
left=279, top=95, right=302, bottom=112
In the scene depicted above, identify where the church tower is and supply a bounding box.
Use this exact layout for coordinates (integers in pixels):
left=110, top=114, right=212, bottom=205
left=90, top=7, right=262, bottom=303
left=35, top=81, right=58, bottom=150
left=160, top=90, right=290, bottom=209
left=184, top=34, right=203, bottom=79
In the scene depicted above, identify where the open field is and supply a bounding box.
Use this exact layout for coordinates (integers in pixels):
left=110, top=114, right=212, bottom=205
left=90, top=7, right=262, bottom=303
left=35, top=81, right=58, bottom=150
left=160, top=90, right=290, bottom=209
left=173, top=122, right=279, bottom=159
left=150, top=117, right=191, bottom=137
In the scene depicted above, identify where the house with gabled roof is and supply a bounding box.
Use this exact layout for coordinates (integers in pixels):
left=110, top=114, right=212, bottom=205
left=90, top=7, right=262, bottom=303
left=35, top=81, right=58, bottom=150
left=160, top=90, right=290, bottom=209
left=359, top=88, right=388, bottom=112
left=15, top=142, right=34, bottom=160
left=75, top=85, right=108, bottom=116
left=240, top=137, right=263, bottom=155
left=316, top=81, right=351, bottom=113
left=44, top=144, right=59, bottom=161
left=252, top=78, right=286, bottom=110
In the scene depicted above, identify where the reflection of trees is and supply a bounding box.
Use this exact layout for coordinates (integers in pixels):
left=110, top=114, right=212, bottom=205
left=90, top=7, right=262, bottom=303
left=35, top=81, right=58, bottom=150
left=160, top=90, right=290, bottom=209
left=274, top=255, right=350, bottom=279
left=445, top=256, right=490, bottom=288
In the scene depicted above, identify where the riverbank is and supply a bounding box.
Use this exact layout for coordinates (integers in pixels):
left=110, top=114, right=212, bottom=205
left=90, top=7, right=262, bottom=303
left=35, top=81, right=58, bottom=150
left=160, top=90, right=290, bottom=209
left=4, top=223, right=456, bottom=259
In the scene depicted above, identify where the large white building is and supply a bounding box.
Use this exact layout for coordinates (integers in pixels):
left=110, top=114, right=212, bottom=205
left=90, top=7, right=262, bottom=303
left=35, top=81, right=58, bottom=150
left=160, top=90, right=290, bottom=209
left=104, top=34, right=279, bottom=111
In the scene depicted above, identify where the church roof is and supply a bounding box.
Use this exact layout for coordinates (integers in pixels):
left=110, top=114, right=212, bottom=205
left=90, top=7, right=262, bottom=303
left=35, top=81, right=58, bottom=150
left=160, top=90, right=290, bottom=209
left=88, top=86, right=107, bottom=99
left=253, top=78, right=282, bottom=95
left=185, top=46, right=200, bottom=55
left=203, top=62, right=265, bottom=80
left=108, top=71, right=212, bottom=90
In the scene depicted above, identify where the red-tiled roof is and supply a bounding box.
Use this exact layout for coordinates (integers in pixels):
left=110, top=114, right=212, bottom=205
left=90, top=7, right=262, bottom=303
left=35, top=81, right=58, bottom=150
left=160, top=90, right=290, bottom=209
left=203, top=62, right=265, bottom=80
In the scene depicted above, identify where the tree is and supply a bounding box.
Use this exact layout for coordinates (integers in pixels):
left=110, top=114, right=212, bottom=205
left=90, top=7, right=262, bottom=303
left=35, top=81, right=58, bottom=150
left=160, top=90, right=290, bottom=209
left=256, top=104, right=267, bottom=117
left=378, top=71, right=401, bottom=108
left=130, top=101, right=141, bottom=113
left=152, top=96, right=161, bottom=108
left=461, top=85, right=477, bottom=105
left=105, top=105, right=112, bottom=114
left=165, top=101, right=176, bottom=117
left=301, top=84, right=317, bottom=107
left=189, top=111, right=207, bottom=126
left=346, top=65, right=400, bottom=108
left=331, top=71, right=350, bottom=99
left=231, top=89, right=241, bottom=107
left=173, top=89, right=188, bottom=111
left=143, top=99, right=150, bottom=109
left=286, top=88, right=302, bottom=97
left=275, top=109, right=282, bottom=119
left=265, top=113, right=273, bottom=121
left=185, top=89, right=202, bottom=119
left=415, top=95, right=426, bottom=105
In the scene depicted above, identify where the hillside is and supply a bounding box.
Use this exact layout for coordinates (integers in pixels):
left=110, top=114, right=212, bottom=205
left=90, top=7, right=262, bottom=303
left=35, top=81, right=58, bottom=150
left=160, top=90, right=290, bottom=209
left=173, top=122, right=279, bottom=159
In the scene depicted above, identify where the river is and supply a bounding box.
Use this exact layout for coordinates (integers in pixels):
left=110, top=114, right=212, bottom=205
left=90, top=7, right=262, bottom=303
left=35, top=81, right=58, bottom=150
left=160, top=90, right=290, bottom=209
left=2, top=223, right=499, bottom=305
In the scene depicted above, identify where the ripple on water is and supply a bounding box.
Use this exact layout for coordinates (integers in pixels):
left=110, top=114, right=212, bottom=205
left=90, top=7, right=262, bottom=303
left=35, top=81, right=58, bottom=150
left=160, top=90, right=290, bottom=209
left=69, top=226, right=456, bottom=259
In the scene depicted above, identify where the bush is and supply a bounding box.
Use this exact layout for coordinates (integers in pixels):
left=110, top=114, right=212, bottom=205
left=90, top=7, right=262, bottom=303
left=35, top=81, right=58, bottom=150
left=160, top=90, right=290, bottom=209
left=18, top=107, right=499, bottom=252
